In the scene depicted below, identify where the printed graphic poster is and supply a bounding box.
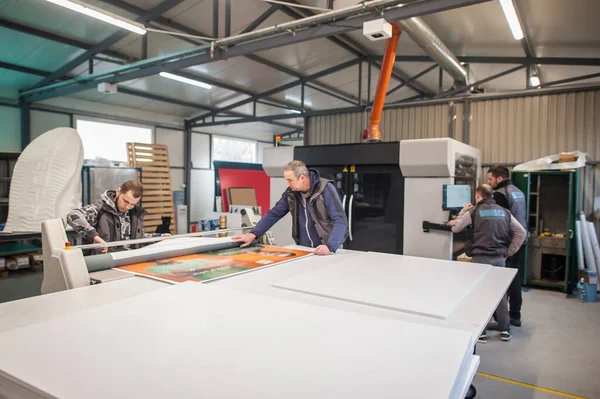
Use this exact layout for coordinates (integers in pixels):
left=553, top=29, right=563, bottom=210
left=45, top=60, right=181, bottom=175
left=116, top=245, right=313, bottom=284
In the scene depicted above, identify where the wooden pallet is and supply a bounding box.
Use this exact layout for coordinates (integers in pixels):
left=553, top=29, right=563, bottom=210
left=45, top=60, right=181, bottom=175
left=127, top=143, right=175, bottom=234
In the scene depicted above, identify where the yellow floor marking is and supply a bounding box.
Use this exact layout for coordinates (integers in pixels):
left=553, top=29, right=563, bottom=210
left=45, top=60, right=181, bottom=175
left=476, top=372, right=588, bottom=399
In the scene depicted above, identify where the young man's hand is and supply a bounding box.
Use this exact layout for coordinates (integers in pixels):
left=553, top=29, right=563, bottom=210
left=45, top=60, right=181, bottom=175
left=93, top=235, right=108, bottom=253
left=231, top=233, right=257, bottom=248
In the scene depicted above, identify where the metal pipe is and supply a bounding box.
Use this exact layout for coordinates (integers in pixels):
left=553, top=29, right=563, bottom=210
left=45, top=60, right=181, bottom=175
left=398, top=17, right=469, bottom=85
left=75, top=226, right=253, bottom=250
left=366, top=24, right=402, bottom=142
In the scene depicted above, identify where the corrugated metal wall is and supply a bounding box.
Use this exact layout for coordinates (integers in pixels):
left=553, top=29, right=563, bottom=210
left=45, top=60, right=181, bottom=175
left=307, top=104, right=450, bottom=145
left=470, top=90, right=600, bottom=215
left=306, top=89, right=600, bottom=215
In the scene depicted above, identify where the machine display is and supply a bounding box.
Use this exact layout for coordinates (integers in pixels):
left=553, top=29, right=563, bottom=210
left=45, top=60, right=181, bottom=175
left=443, top=184, right=472, bottom=211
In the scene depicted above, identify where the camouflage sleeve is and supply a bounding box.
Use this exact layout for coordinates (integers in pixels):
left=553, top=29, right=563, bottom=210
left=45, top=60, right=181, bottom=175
left=66, top=201, right=102, bottom=242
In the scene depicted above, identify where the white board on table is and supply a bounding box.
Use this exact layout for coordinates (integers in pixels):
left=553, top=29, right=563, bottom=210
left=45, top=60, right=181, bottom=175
left=273, top=252, right=492, bottom=320
left=0, top=283, right=475, bottom=399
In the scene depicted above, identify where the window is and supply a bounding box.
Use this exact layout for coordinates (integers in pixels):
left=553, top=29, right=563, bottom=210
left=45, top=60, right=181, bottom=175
left=76, top=118, right=153, bottom=163
left=212, top=136, right=256, bottom=164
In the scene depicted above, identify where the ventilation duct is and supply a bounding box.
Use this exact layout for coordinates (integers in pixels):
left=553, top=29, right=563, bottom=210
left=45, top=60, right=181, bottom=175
left=398, top=17, right=470, bottom=85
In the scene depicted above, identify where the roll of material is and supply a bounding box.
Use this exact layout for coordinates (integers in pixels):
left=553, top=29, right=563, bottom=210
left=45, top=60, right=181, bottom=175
left=85, top=238, right=240, bottom=272
left=575, top=221, right=585, bottom=271
left=586, top=221, right=600, bottom=274
left=579, top=213, right=597, bottom=273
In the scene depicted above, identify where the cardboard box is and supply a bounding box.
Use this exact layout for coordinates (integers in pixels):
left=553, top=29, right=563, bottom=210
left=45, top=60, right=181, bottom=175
left=7, top=255, right=30, bottom=270
left=0, top=270, right=8, bottom=279
left=29, top=252, right=43, bottom=265
left=558, top=152, right=576, bottom=163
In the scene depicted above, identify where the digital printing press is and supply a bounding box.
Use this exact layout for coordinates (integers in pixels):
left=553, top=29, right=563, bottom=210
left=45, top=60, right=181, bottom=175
left=0, top=139, right=513, bottom=399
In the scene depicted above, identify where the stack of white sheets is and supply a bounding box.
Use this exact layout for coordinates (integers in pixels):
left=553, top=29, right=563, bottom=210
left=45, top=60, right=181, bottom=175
left=0, top=282, right=478, bottom=399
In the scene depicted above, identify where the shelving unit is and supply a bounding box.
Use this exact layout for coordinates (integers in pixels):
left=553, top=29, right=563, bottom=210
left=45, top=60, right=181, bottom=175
left=513, top=170, right=579, bottom=294
left=0, top=152, right=19, bottom=228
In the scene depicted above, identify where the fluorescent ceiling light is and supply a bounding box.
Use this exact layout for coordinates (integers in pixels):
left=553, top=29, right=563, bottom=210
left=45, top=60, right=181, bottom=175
left=290, top=109, right=303, bottom=114
left=159, top=72, right=212, bottom=89
left=44, top=0, right=146, bottom=35
left=499, top=0, right=523, bottom=40
left=530, top=75, right=540, bottom=87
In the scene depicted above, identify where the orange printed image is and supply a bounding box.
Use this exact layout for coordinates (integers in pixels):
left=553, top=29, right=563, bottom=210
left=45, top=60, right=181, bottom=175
left=116, top=245, right=312, bottom=284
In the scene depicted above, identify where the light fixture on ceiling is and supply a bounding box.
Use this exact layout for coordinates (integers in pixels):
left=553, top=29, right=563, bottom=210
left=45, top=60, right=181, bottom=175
left=530, top=74, right=540, bottom=88
left=499, top=0, right=523, bottom=40
left=290, top=109, right=303, bottom=114
left=159, top=72, right=212, bottom=90
left=44, top=0, right=146, bottom=35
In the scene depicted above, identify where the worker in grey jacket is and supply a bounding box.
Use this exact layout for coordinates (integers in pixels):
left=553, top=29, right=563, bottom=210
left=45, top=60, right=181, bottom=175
left=450, top=184, right=526, bottom=342
left=488, top=165, right=527, bottom=326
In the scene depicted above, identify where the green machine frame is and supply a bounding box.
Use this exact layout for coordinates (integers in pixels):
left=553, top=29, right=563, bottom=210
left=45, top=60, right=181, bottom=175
left=513, top=170, right=579, bottom=293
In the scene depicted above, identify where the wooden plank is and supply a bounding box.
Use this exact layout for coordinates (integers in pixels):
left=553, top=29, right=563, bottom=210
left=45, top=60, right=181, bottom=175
left=145, top=214, right=172, bottom=222
left=143, top=198, right=172, bottom=203
left=144, top=190, right=172, bottom=196
left=143, top=177, right=172, bottom=182
left=144, top=207, right=174, bottom=214
left=143, top=202, right=173, bottom=208
left=137, top=161, right=169, bottom=167
left=144, top=182, right=171, bottom=189
left=138, top=166, right=170, bottom=173
left=142, top=172, right=171, bottom=178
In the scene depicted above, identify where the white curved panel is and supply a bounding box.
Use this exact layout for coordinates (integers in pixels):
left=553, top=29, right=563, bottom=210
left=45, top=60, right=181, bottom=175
left=5, top=128, right=83, bottom=232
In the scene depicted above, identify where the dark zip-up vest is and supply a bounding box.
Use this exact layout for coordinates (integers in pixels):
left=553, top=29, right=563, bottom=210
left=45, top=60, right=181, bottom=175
left=467, top=199, right=512, bottom=257
left=287, top=178, right=339, bottom=246
left=495, top=182, right=527, bottom=229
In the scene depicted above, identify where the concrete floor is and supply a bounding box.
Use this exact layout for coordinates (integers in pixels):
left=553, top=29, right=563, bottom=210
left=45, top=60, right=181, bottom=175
left=473, top=288, right=600, bottom=399
left=0, top=270, right=42, bottom=303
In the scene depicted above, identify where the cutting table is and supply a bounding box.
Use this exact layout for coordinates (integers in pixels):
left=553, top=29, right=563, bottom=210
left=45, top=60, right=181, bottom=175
left=0, top=222, right=516, bottom=399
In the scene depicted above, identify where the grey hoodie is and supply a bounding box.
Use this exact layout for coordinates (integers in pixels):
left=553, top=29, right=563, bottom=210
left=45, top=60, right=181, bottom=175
left=67, top=190, right=149, bottom=251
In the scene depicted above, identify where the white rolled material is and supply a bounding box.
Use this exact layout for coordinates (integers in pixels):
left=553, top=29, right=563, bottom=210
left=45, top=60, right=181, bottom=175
left=579, top=213, right=597, bottom=273
left=586, top=221, right=600, bottom=274
left=575, top=221, right=585, bottom=271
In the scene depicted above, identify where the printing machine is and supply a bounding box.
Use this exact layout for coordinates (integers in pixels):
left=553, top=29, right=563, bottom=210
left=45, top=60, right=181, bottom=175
left=0, top=206, right=514, bottom=399
left=262, top=138, right=481, bottom=259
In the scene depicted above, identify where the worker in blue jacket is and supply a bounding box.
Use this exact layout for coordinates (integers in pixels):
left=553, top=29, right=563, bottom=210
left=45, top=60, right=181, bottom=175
left=232, top=160, right=348, bottom=255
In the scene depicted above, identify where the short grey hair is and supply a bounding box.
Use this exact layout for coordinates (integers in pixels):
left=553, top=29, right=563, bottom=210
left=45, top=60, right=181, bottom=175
left=283, top=160, right=309, bottom=178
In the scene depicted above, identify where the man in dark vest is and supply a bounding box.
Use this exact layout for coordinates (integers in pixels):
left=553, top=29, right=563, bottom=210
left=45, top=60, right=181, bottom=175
left=67, top=180, right=149, bottom=253
left=232, top=160, right=348, bottom=255
left=488, top=165, right=527, bottom=327
left=451, top=184, right=526, bottom=342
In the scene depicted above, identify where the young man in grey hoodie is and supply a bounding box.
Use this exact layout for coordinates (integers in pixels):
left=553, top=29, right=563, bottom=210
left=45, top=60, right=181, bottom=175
left=67, top=180, right=150, bottom=253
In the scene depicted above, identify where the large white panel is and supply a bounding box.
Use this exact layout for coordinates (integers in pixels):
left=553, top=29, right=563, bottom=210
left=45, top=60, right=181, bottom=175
left=31, top=110, right=70, bottom=141
left=274, top=252, right=491, bottom=320
left=190, top=169, right=214, bottom=222
left=190, top=133, right=210, bottom=169
left=403, top=177, right=454, bottom=259
left=155, top=128, right=184, bottom=167
left=0, top=283, right=474, bottom=399
left=170, top=168, right=185, bottom=192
